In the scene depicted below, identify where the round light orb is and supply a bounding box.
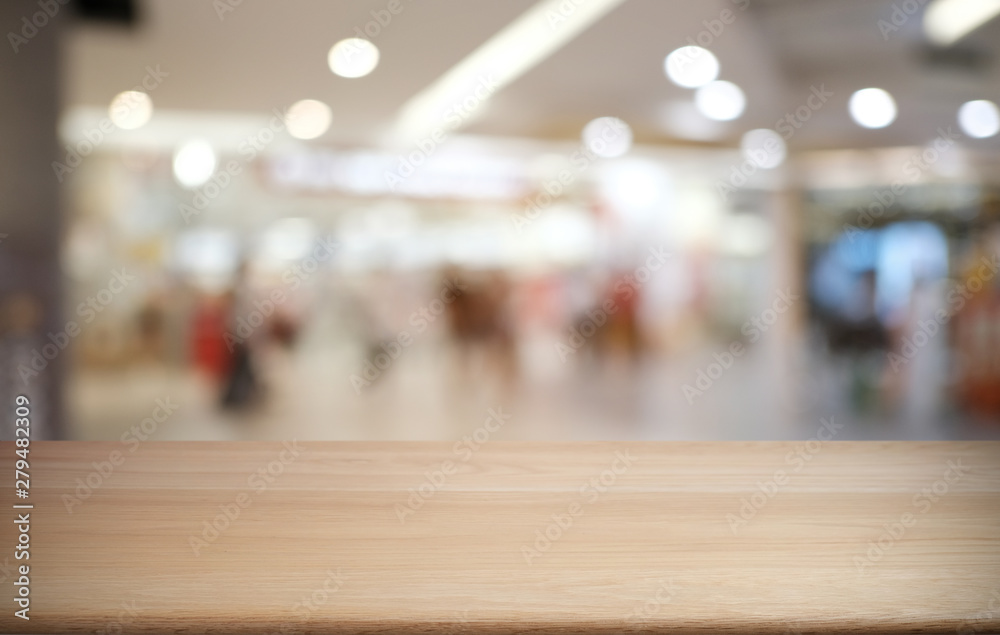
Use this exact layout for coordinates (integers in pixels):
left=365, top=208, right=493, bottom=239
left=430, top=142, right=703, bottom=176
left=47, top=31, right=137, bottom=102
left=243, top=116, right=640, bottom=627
left=958, top=99, right=1000, bottom=138
left=848, top=88, right=897, bottom=129
left=695, top=80, right=746, bottom=121
left=173, top=140, right=217, bottom=189
left=328, top=38, right=380, bottom=78
left=740, top=128, right=786, bottom=169
left=582, top=117, right=633, bottom=158
left=285, top=99, right=332, bottom=140
left=109, top=91, right=153, bottom=130
left=664, top=46, right=720, bottom=89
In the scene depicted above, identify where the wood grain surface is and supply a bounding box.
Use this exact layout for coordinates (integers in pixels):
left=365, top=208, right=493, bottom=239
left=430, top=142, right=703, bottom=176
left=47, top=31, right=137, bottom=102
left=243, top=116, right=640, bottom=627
left=1, top=441, right=998, bottom=634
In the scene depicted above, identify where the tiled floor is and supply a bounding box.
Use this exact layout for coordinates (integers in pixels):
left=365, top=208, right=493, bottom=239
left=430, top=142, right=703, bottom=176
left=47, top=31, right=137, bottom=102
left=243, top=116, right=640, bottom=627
left=66, top=319, right=1000, bottom=443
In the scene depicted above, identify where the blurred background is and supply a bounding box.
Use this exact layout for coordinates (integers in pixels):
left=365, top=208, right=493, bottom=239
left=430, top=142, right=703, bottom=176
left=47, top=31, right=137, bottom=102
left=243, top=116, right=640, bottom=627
left=2, top=0, right=1000, bottom=442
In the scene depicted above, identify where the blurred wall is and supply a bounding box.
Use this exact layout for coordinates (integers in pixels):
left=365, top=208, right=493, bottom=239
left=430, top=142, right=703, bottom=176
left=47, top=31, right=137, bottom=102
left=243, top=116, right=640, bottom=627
left=0, top=0, right=64, bottom=438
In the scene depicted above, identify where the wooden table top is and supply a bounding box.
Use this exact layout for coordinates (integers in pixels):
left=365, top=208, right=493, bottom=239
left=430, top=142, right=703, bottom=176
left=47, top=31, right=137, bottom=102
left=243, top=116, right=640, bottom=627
left=2, top=441, right=998, bottom=634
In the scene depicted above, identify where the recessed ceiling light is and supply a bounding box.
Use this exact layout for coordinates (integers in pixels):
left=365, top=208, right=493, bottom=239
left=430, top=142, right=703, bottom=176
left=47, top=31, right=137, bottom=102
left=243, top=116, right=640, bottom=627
left=285, top=99, right=332, bottom=140
left=109, top=91, right=153, bottom=130
left=695, top=80, right=746, bottom=121
left=173, top=140, right=217, bottom=189
left=848, top=88, right=897, bottom=129
left=664, top=46, right=719, bottom=89
left=582, top=117, right=633, bottom=158
left=328, top=38, right=380, bottom=78
left=741, top=129, right=786, bottom=169
left=958, top=99, right=1000, bottom=138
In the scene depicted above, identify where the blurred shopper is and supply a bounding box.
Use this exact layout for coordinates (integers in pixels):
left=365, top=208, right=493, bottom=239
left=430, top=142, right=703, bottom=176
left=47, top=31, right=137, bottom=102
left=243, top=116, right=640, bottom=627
left=566, top=269, right=645, bottom=369
left=953, top=236, right=1000, bottom=418
left=603, top=270, right=644, bottom=363
left=190, top=292, right=231, bottom=387
left=219, top=263, right=262, bottom=410
left=444, top=268, right=518, bottom=398
left=483, top=270, right=519, bottom=396
left=135, top=294, right=167, bottom=363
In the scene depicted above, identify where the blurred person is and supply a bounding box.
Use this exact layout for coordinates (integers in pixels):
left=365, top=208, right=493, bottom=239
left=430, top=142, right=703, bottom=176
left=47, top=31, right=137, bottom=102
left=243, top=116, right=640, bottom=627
left=567, top=269, right=645, bottom=369
left=832, top=270, right=890, bottom=415
left=269, top=305, right=301, bottom=350
left=134, top=293, right=168, bottom=363
left=190, top=291, right=232, bottom=387
left=891, top=274, right=949, bottom=428
left=953, top=237, right=1000, bottom=419
left=483, top=269, right=519, bottom=397
left=603, top=269, right=644, bottom=363
left=345, top=268, right=412, bottom=390
left=444, top=268, right=518, bottom=399
left=219, top=262, right=263, bottom=410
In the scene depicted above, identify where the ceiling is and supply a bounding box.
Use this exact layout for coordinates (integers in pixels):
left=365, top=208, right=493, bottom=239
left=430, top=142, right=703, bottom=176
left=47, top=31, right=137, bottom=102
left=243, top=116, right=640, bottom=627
left=62, top=0, right=1000, bottom=152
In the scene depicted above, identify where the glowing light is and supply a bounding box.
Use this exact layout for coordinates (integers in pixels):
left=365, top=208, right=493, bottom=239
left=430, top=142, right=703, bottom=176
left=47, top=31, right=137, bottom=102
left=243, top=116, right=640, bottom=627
left=392, top=0, right=625, bottom=140
left=285, top=99, right=332, bottom=140
left=582, top=117, right=632, bottom=158
left=695, top=80, right=746, bottom=121
left=172, top=140, right=216, bottom=189
left=848, top=88, right=897, bottom=129
left=328, top=38, right=380, bottom=78
left=109, top=91, right=153, bottom=130
left=924, top=0, right=1000, bottom=46
left=664, top=46, right=719, bottom=89
left=958, top=99, right=1000, bottom=138
left=740, top=128, right=786, bottom=169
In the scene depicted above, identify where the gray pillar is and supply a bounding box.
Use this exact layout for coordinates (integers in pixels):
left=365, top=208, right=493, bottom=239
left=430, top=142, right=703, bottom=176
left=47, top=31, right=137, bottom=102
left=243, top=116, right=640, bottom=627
left=0, top=0, right=66, bottom=439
